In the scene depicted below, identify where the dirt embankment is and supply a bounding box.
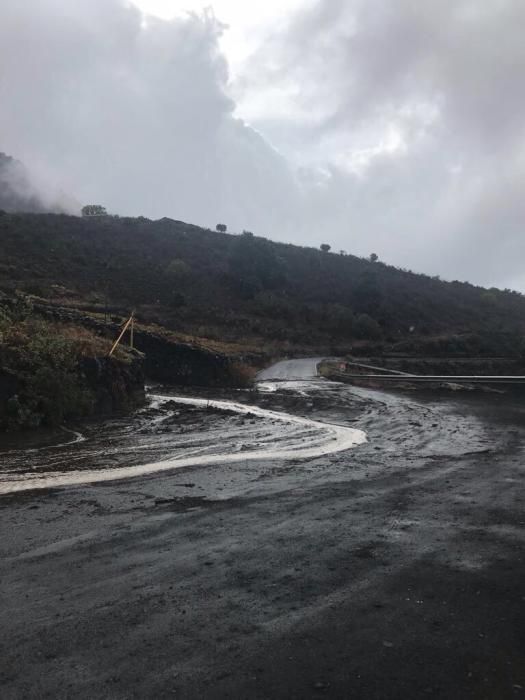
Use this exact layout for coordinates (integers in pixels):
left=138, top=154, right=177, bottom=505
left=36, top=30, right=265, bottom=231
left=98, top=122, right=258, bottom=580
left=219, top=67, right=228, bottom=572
left=0, top=351, right=145, bottom=432
left=79, top=354, right=145, bottom=415
left=32, top=300, right=257, bottom=387
left=0, top=295, right=146, bottom=431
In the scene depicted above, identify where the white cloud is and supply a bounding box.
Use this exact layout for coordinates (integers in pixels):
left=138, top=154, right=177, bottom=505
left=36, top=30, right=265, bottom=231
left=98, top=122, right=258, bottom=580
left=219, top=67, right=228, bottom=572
left=131, top=0, right=311, bottom=76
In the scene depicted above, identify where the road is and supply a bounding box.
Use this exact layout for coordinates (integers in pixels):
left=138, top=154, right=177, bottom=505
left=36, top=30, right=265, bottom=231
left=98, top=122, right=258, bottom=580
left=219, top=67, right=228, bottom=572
left=256, top=357, right=324, bottom=381
left=1, top=361, right=524, bottom=698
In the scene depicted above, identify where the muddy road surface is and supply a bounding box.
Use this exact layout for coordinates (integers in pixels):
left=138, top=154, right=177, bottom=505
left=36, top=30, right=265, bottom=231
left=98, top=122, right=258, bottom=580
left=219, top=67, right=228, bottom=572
left=1, top=360, right=524, bottom=698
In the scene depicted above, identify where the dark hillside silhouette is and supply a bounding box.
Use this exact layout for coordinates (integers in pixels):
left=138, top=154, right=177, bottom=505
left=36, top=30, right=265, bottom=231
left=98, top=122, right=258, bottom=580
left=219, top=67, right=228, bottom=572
left=0, top=212, right=523, bottom=354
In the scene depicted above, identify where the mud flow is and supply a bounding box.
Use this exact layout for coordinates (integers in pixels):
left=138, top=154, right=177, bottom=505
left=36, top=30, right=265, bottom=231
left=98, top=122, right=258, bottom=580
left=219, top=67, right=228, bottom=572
left=0, top=379, right=368, bottom=493
left=0, top=370, right=494, bottom=494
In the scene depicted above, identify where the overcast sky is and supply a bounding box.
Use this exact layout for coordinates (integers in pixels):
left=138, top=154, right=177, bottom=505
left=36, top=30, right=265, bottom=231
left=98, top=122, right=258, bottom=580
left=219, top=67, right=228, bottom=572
left=1, top=1, right=524, bottom=291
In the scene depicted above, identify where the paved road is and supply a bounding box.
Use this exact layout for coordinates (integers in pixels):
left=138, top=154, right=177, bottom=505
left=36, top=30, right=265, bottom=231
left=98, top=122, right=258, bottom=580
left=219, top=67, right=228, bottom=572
left=256, top=357, right=324, bottom=381
left=1, top=367, right=524, bottom=698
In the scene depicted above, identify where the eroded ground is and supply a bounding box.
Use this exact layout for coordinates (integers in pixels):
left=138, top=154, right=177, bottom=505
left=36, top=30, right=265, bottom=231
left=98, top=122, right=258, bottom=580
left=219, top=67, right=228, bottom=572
left=1, top=373, right=524, bottom=699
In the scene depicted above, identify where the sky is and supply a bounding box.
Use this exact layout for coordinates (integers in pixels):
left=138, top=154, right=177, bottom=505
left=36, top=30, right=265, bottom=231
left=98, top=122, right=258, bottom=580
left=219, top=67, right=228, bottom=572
left=0, top=0, right=524, bottom=291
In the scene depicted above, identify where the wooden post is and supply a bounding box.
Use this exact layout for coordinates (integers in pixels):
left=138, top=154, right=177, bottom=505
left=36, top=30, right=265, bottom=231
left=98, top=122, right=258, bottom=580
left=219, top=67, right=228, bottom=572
left=130, top=315, right=134, bottom=350
left=109, top=315, right=133, bottom=357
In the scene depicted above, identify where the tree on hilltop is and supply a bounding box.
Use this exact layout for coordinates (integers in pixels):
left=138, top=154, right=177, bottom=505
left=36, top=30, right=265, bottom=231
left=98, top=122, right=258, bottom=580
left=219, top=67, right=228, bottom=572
left=82, top=204, right=107, bottom=217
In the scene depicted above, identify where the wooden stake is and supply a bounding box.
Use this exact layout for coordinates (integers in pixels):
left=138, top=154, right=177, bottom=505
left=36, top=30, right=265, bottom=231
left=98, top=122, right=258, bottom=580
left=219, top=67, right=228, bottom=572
left=109, top=315, right=133, bottom=357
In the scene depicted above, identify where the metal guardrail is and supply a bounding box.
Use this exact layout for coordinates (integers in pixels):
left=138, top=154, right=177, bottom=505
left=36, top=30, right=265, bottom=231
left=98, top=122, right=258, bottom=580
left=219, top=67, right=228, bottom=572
left=344, top=360, right=412, bottom=376
left=330, top=371, right=525, bottom=384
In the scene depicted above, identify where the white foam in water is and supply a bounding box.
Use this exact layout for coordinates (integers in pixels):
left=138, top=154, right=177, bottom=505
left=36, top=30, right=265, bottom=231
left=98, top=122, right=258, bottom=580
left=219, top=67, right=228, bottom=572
left=0, top=393, right=367, bottom=494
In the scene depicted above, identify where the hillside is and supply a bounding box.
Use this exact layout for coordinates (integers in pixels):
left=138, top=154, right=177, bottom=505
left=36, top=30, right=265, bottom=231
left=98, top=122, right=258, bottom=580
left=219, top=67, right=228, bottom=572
left=0, top=212, right=524, bottom=357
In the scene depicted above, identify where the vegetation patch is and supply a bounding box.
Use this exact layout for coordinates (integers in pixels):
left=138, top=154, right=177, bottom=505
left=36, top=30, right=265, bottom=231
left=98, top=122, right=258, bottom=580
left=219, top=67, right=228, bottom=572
left=0, top=296, right=144, bottom=431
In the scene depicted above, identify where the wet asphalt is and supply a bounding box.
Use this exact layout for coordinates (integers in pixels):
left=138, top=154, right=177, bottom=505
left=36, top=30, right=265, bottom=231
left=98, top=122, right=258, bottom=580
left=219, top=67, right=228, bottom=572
left=1, top=363, right=524, bottom=699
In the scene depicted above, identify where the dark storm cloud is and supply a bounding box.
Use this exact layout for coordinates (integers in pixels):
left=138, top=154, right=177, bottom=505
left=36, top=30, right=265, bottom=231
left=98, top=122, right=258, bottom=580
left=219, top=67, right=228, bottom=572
left=0, top=0, right=524, bottom=290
